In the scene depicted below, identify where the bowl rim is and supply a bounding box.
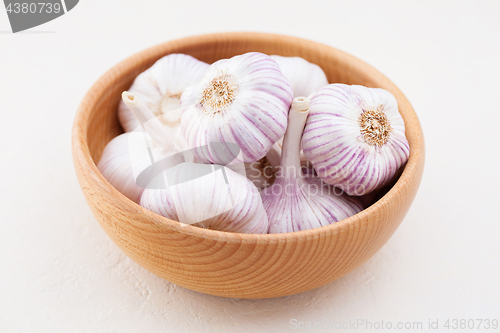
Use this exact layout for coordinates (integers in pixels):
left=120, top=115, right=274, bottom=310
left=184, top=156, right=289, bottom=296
left=72, top=32, right=424, bottom=244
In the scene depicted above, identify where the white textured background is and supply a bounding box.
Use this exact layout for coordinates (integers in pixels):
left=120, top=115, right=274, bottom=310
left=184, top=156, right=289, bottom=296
left=1, top=1, right=499, bottom=332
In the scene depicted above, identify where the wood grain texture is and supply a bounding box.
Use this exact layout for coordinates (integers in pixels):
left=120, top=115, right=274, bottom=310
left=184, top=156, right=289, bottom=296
left=72, top=32, right=425, bottom=299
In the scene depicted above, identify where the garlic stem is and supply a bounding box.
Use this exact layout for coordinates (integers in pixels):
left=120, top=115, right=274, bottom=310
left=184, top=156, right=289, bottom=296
left=122, top=91, right=174, bottom=151
left=280, top=97, right=310, bottom=179
left=261, top=96, right=363, bottom=233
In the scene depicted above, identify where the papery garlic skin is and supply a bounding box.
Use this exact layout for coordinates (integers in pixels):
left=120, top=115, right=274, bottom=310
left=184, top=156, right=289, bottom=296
left=140, top=163, right=269, bottom=234
left=118, top=54, right=209, bottom=132
left=261, top=97, right=363, bottom=233
left=270, top=55, right=329, bottom=98
left=97, top=133, right=144, bottom=203
left=263, top=176, right=363, bottom=233
left=302, top=84, right=410, bottom=196
left=97, top=132, right=182, bottom=203
left=180, top=52, right=293, bottom=164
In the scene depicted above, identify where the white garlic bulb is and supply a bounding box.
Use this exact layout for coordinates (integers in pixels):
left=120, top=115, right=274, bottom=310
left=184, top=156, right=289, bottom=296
left=140, top=163, right=269, bottom=234
left=261, top=97, right=363, bottom=233
left=98, top=92, right=187, bottom=203
left=270, top=55, right=329, bottom=97
left=302, top=84, right=410, bottom=196
left=118, top=54, right=209, bottom=132
left=180, top=52, right=293, bottom=164
left=98, top=132, right=146, bottom=203
left=97, top=132, right=184, bottom=203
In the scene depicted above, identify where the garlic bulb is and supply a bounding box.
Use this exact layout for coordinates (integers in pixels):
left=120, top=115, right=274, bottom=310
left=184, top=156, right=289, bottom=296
left=118, top=54, right=209, bottom=132
left=261, top=97, right=363, bottom=233
left=98, top=92, right=187, bottom=203
left=98, top=132, right=146, bottom=203
left=302, top=84, right=410, bottom=196
left=97, top=132, right=184, bottom=203
left=180, top=52, right=293, bottom=164
left=270, top=55, right=328, bottom=97
left=140, top=163, right=269, bottom=234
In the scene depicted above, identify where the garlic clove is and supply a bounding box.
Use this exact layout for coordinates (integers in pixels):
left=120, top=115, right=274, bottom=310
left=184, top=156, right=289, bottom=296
left=270, top=55, right=329, bottom=98
left=140, top=163, right=269, bottom=234
left=261, top=97, right=363, bottom=233
left=302, top=84, right=410, bottom=196
left=118, top=54, right=209, bottom=132
left=180, top=52, right=293, bottom=164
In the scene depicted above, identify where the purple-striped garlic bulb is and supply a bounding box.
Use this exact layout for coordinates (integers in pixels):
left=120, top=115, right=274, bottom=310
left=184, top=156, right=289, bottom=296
left=118, top=54, right=209, bottom=132
left=140, top=162, right=269, bottom=234
left=302, top=84, right=410, bottom=196
left=270, top=55, right=329, bottom=98
left=180, top=52, right=293, bottom=164
left=261, top=97, right=363, bottom=233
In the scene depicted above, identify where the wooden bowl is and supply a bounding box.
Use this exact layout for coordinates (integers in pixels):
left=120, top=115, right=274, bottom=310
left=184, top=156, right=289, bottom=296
left=72, top=32, right=425, bottom=299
